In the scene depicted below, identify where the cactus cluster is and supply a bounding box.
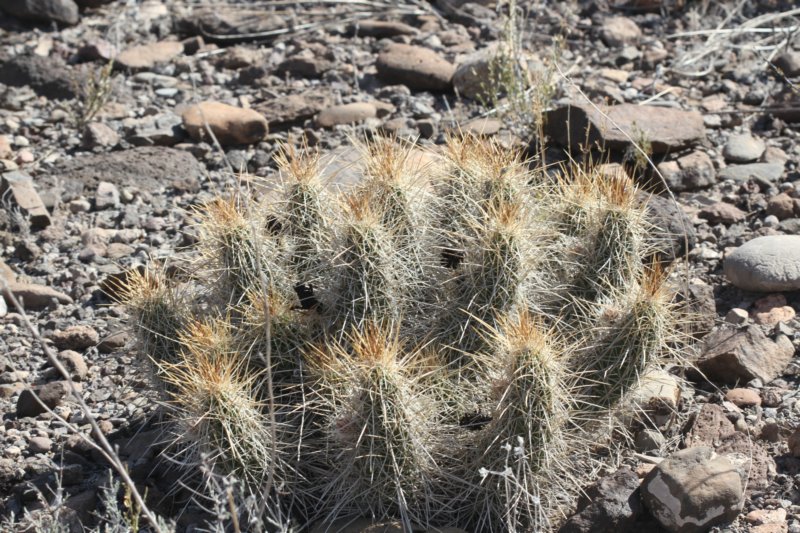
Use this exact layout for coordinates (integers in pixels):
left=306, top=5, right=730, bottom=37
left=121, top=135, right=683, bottom=531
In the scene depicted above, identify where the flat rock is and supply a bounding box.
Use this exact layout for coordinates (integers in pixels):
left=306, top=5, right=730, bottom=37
left=724, top=236, right=800, bottom=292
left=176, top=8, right=283, bottom=41
left=641, top=447, right=745, bottom=533
left=125, top=113, right=185, bottom=146
left=376, top=43, right=455, bottom=91
left=0, top=53, right=80, bottom=100
left=0, top=171, right=51, bottom=229
left=115, top=41, right=183, bottom=70
left=696, top=326, right=795, bottom=385
left=256, top=91, right=332, bottom=127
left=717, top=162, right=784, bottom=184
left=699, top=202, right=746, bottom=226
left=316, top=102, right=379, bottom=128
left=545, top=102, right=705, bottom=154
left=559, top=466, right=642, bottom=532
left=2, top=282, right=73, bottom=310
left=53, top=146, right=204, bottom=199
left=1, top=0, right=79, bottom=26
left=722, top=133, right=766, bottom=163
left=181, top=101, right=268, bottom=145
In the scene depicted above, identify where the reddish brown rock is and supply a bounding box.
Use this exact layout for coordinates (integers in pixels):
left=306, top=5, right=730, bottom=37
left=376, top=43, right=455, bottom=91
left=115, top=41, right=183, bottom=70
left=699, top=202, right=747, bottom=225
left=696, top=326, right=795, bottom=385
left=684, top=403, right=736, bottom=448
left=49, top=325, right=99, bottom=351
left=725, top=388, right=761, bottom=408
left=0, top=171, right=51, bottom=229
left=716, top=433, right=775, bottom=491
left=2, top=282, right=73, bottom=310
left=182, top=101, right=268, bottom=146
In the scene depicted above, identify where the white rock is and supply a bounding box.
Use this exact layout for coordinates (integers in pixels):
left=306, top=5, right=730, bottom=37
left=724, top=235, right=800, bottom=291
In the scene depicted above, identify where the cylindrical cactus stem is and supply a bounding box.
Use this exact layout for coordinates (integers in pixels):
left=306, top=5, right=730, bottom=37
left=333, top=192, right=406, bottom=333
left=355, top=136, right=444, bottom=315
left=274, top=142, right=332, bottom=304
left=117, top=266, right=187, bottom=367
left=558, top=168, right=650, bottom=328
left=450, top=199, right=535, bottom=362
left=160, top=317, right=281, bottom=488
left=575, top=263, right=678, bottom=412
left=197, top=196, right=281, bottom=307
left=466, top=310, right=569, bottom=532
left=483, top=309, right=568, bottom=472
left=305, top=324, right=446, bottom=527
left=235, top=287, right=309, bottom=382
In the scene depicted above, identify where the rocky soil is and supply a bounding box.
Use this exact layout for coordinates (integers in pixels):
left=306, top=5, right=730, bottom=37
left=0, top=0, right=799, bottom=531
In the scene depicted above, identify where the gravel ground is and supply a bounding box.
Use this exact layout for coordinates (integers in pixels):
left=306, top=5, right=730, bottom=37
left=0, top=0, right=799, bottom=531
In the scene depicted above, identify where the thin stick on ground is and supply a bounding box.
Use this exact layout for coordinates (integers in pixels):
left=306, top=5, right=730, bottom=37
left=1, top=280, right=167, bottom=533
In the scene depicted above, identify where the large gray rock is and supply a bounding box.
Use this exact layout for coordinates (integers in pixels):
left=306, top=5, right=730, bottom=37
left=717, top=162, right=784, bottom=184
left=546, top=103, right=705, bottom=154
left=641, top=193, right=697, bottom=262
left=0, top=53, right=80, bottom=100
left=696, top=326, right=795, bottom=386
left=724, top=235, right=800, bottom=292
left=1, top=0, right=79, bottom=25
left=51, top=146, right=204, bottom=200
left=642, top=447, right=745, bottom=533
left=722, top=133, right=765, bottom=164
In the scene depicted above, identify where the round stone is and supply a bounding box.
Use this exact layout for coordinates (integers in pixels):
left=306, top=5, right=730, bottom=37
left=724, top=236, right=800, bottom=292
left=722, top=133, right=766, bottom=163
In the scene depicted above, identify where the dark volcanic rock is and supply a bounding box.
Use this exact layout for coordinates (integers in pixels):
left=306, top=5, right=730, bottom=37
left=641, top=193, right=697, bottom=262
left=560, top=466, right=643, bottom=533
left=0, top=53, right=81, bottom=100
left=1, top=0, right=79, bottom=26
left=52, top=146, right=204, bottom=199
